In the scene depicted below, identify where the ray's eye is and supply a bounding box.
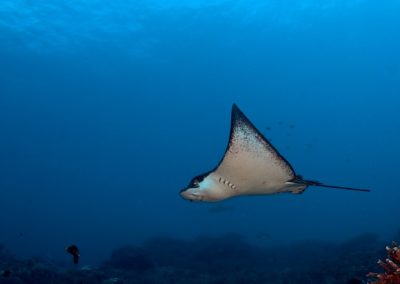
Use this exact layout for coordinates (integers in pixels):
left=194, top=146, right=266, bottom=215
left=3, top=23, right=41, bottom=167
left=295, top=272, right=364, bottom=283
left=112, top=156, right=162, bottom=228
left=189, top=173, right=207, bottom=188
left=190, top=178, right=200, bottom=188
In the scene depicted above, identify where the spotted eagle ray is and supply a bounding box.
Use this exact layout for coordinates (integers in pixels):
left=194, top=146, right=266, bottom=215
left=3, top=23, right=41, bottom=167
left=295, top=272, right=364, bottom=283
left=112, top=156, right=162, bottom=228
left=180, top=104, right=370, bottom=202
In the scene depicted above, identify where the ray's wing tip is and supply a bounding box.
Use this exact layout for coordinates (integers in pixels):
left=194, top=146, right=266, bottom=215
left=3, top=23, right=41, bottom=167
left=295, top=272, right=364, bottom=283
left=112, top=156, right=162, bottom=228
left=232, top=103, right=239, bottom=112
left=231, top=103, right=243, bottom=119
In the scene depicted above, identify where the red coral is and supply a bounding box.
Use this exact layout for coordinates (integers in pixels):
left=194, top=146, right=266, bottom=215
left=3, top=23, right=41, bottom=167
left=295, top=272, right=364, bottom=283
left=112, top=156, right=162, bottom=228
left=367, top=242, right=400, bottom=284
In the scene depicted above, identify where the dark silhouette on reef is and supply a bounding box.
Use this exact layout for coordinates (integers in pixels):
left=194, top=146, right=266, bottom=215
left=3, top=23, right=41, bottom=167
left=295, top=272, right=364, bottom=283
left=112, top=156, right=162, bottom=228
left=2, top=269, right=11, bottom=278
left=66, top=245, right=80, bottom=264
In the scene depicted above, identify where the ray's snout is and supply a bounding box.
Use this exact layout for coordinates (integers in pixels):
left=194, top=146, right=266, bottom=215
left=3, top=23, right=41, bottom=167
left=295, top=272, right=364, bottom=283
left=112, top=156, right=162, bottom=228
left=179, top=187, right=188, bottom=198
left=179, top=187, right=203, bottom=201
left=179, top=188, right=188, bottom=199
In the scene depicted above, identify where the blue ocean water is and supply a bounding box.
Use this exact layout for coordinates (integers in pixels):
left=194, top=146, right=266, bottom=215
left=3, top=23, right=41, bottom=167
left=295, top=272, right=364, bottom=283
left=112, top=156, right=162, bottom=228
left=0, top=1, right=399, bottom=282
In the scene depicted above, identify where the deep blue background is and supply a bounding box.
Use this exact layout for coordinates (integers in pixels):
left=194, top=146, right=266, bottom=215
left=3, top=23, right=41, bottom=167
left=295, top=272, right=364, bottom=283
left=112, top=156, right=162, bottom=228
left=0, top=0, right=399, bottom=265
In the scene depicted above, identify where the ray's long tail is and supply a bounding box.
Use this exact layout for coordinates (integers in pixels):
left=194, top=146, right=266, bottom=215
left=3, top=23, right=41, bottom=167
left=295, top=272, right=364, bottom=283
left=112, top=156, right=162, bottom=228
left=294, top=176, right=371, bottom=192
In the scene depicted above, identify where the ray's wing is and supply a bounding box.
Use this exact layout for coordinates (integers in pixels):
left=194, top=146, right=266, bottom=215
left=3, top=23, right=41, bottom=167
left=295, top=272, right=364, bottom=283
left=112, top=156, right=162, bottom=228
left=212, top=104, right=296, bottom=194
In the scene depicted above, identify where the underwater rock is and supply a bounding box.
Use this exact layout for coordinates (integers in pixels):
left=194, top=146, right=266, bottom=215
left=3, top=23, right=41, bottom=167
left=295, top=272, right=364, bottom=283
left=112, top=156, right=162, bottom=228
left=0, top=244, right=15, bottom=263
left=102, top=277, right=122, bottom=284
left=143, top=237, right=192, bottom=268
left=341, top=233, right=380, bottom=251
left=105, top=246, right=154, bottom=272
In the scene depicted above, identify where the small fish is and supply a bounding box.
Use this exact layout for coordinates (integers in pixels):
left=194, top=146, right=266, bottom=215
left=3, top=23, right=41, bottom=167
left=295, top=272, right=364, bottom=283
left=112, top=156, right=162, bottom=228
left=2, top=269, right=11, bottom=278
left=66, top=245, right=80, bottom=264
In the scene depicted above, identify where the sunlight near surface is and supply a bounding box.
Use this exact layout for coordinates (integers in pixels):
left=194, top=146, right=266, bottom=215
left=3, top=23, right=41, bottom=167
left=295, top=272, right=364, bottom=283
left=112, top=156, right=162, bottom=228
left=0, top=0, right=364, bottom=53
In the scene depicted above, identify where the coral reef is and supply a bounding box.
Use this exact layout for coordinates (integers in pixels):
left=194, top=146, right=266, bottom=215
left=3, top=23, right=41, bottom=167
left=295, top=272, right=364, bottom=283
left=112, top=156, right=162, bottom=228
left=1, top=233, right=398, bottom=283
left=367, top=242, right=400, bottom=284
